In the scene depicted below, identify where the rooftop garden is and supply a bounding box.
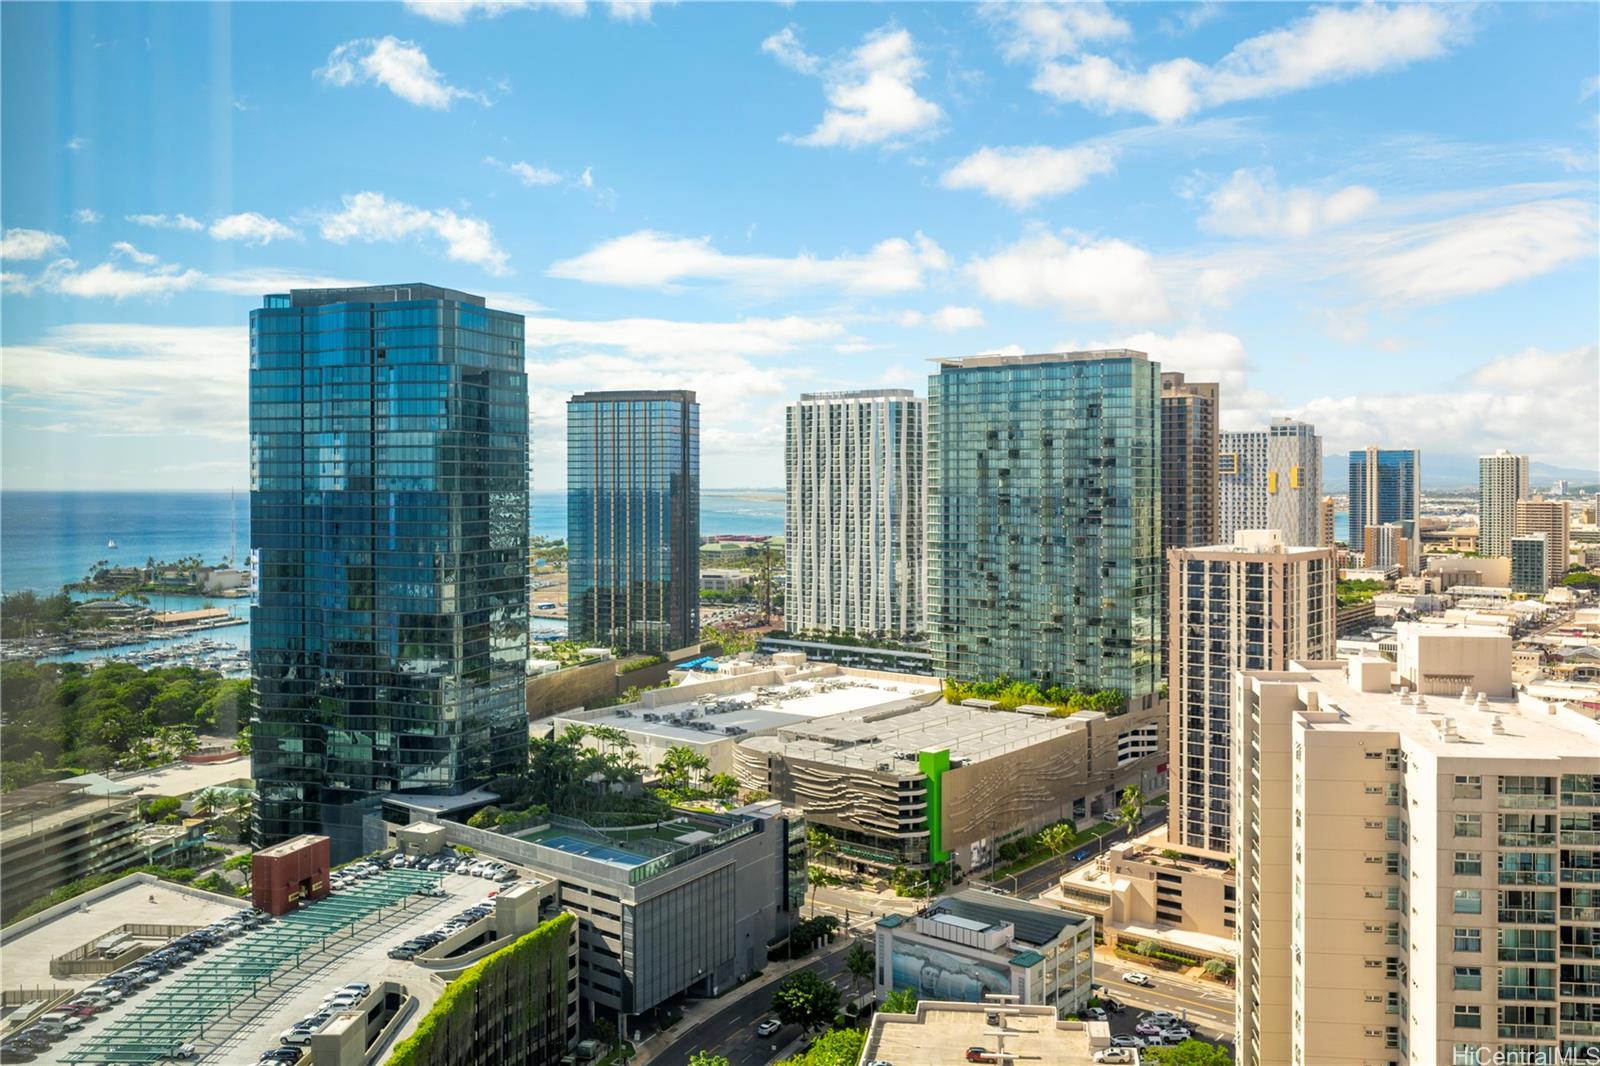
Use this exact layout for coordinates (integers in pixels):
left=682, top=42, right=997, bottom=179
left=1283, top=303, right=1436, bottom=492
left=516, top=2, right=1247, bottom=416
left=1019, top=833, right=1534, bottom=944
left=941, top=676, right=1126, bottom=716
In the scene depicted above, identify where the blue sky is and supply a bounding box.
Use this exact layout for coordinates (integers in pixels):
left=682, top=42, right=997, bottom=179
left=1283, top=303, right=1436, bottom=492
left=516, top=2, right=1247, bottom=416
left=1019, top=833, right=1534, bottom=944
left=2, top=1, right=1596, bottom=492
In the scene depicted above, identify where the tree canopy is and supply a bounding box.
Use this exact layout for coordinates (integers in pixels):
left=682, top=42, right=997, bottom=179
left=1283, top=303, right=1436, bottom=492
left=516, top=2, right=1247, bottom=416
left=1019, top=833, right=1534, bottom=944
left=776, top=1029, right=867, bottom=1066
left=942, top=676, right=1125, bottom=716
left=1142, top=1039, right=1233, bottom=1065
left=771, top=970, right=841, bottom=1031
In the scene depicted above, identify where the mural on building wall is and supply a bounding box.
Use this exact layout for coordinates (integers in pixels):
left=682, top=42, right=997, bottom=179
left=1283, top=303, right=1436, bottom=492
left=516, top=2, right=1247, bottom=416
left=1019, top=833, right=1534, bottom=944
left=889, top=941, right=1011, bottom=1001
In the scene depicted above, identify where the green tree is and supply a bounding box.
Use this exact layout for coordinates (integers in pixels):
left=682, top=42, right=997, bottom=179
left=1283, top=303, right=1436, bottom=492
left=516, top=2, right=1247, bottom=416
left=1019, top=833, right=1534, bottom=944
left=1563, top=571, right=1600, bottom=589
left=702, top=624, right=755, bottom=655
left=807, top=825, right=837, bottom=867
left=1141, top=1039, right=1233, bottom=1065
left=1117, top=785, right=1145, bottom=838
left=688, top=1054, right=731, bottom=1066
left=881, top=987, right=918, bottom=1014
left=192, top=789, right=227, bottom=817
left=776, top=1029, right=867, bottom=1066
left=1202, top=958, right=1230, bottom=978
left=706, top=772, right=739, bottom=803
left=1037, top=822, right=1078, bottom=859
left=222, top=853, right=253, bottom=887
left=771, top=970, right=840, bottom=1032
left=468, top=805, right=504, bottom=829
left=844, top=942, right=874, bottom=994
left=1135, top=939, right=1159, bottom=957
left=140, top=795, right=181, bottom=823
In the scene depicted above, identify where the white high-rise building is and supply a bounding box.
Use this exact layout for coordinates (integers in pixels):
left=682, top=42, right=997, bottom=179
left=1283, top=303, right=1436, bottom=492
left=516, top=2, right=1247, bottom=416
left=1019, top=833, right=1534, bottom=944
left=1233, top=629, right=1600, bottom=1066
left=1479, top=449, right=1530, bottom=558
left=1167, top=531, right=1336, bottom=856
left=1219, top=418, right=1323, bottom=546
left=785, top=389, right=925, bottom=638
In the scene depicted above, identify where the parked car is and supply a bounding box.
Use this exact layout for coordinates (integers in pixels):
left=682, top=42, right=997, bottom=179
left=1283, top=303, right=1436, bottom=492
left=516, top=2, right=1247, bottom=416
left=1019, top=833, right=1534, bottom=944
left=964, top=1049, right=997, bottom=1064
left=1161, top=1027, right=1193, bottom=1043
left=1135, top=1022, right=1167, bottom=1037
left=1093, top=1051, right=1135, bottom=1065
left=279, top=1029, right=315, bottom=1047
left=166, top=1043, right=196, bottom=1060
left=1083, top=1007, right=1108, bottom=1022
left=1109, top=1035, right=1146, bottom=1049
left=1121, top=972, right=1152, bottom=986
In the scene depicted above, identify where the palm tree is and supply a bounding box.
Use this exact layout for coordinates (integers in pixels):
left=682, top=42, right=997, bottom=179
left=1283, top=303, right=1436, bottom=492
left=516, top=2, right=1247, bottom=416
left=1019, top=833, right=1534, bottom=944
left=192, top=789, right=226, bottom=817
left=1117, top=786, right=1145, bottom=838
left=807, top=865, right=828, bottom=910
left=1038, top=821, right=1078, bottom=859
left=807, top=826, right=838, bottom=870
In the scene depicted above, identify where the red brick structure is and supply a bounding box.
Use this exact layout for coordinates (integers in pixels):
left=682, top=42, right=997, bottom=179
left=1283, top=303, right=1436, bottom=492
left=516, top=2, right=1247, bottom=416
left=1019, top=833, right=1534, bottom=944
left=252, top=834, right=331, bottom=915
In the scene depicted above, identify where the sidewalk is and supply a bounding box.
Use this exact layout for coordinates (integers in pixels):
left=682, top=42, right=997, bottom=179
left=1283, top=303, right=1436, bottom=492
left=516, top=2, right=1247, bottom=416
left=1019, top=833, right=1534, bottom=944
left=629, top=938, right=853, bottom=1066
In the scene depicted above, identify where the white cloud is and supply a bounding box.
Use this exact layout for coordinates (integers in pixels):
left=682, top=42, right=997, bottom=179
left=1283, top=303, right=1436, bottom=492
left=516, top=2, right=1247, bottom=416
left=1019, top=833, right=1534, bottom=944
left=406, top=0, right=587, bottom=21
left=931, top=305, right=984, bottom=331
left=525, top=313, right=842, bottom=357
left=127, top=213, right=204, bottom=231
left=484, top=155, right=562, bottom=186
left=760, top=25, right=819, bottom=75
left=1360, top=198, right=1594, bottom=305
left=981, top=0, right=1130, bottom=63
left=319, top=191, right=509, bottom=275
left=111, top=241, right=159, bottom=266
left=317, top=37, right=487, bottom=110
left=548, top=229, right=948, bottom=294
left=66, top=136, right=87, bottom=151
left=1293, top=345, right=1599, bottom=463
left=1110, top=328, right=1251, bottom=394
left=1, top=324, right=247, bottom=444
left=968, top=231, right=1170, bottom=323
left=1034, top=4, right=1472, bottom=123
left=209, top=212, right=297, bottom=245
left=942, top=144, right=1119, bottom=208
left=201, top=269, right=372, bottom=296
left=606, top=1, right=654, bottom=22
left=1201, top=167, right=1378, bottom=237
left=767, top=25, right=942, bottom=149
left=1, top=229, right=68, bottom=261
left=75, top=209, right=102, bottom=224
left=14, top=258, right=205, bottom=300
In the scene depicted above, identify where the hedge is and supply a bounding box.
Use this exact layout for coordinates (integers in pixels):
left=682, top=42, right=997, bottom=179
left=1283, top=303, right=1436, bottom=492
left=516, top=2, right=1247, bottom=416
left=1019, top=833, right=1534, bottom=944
left=386, top=911, right=574, bottom=1066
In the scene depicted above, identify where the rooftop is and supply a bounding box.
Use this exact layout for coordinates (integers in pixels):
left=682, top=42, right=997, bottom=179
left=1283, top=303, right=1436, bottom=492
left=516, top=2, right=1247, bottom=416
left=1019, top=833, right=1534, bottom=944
left=863, top=1001, right=1109, bottom=1066
left=555, top=665, right=938, bottom=748
left=739, top=699, right=1088, bottom=772
left=281, top=284, right=486, bottom=308
left=936, top=348, right=1148, bottom=369
left=926, top=889, right=1090, bottom=948
left=1278, top=656, right=1600, bottom=760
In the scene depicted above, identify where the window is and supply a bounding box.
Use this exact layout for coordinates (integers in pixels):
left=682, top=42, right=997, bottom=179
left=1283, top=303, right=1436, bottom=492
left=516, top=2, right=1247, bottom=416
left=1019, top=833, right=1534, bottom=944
left=1455, top=813, right=1482, bottom=838
left=1454, top=928, right=1481, bottom=953
left=1454, top=851, right=1482, bottom=876
left=1453, top=1005, right=1481, bottom=1029
left=1455, top=774, right=1482, bottom=799
left=1453, top=889, right=1483, bottom=914
left=1454, top=966, right=1482, bottom=991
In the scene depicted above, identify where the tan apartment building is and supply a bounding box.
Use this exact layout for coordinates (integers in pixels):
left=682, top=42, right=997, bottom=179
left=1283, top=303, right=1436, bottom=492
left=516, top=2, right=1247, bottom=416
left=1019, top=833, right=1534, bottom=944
left=1233, top=642, right=1600, bottom=1066
left=1168, top=530, right=1336, bottom=856
left=1321, top=496, right=1338, bottom=548
left=1479, top=450, right=1530, bottom=558
left=1515, top=496, right=1571, bottom=590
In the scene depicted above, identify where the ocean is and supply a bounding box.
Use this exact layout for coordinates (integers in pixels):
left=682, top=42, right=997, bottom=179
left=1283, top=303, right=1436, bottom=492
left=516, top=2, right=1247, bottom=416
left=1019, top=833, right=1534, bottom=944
left=0, top=490, right=786, bottom=596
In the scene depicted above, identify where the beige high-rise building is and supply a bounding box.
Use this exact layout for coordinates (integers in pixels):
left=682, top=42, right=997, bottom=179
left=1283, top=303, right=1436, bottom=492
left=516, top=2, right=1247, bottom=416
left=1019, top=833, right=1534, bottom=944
left=1363, top=523, right=1410, bottom=574
left=1479, top=450, right=1530, bottom=558
left=1168, top=531, right=1336, bottom=856
left=1161, top=372, right=1220, bottom=554
left=1320, top=496, right=1337, bottom=548
left=1514, top=496, right=1570, bottom=590
left=1233, top=629, right=1600, bottom=1066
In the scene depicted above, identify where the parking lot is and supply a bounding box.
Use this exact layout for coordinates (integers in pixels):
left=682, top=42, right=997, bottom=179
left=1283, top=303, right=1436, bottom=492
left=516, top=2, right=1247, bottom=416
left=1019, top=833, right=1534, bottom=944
left=17, top=852, right=526, bottom=1065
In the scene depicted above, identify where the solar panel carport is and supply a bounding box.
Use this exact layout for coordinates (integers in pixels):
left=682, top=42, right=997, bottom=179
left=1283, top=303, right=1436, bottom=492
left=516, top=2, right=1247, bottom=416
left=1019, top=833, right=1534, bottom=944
left=61, top=867, right=442, bottom=1064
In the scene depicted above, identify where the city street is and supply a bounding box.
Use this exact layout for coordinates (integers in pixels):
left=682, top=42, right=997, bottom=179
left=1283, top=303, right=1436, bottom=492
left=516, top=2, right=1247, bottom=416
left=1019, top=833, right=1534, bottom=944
left=650, top=941, right=857, bottom=1066
left=994, top=810, right=1170, bottom=899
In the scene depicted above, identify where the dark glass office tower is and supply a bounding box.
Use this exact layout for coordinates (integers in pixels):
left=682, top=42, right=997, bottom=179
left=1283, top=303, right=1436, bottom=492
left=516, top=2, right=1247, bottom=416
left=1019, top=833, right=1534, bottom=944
left=567, top=391, right=699, bottom=655
left=249, top=284, right=529, bottom=858
left=928, top=350, right=1162, bottom=700
left=1347, top=446, right=1420, bottom=574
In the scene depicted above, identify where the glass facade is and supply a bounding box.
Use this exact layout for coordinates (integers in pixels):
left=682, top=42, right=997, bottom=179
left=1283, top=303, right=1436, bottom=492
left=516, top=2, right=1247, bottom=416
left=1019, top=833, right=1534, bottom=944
left=927, top=350, right=1161, bottom=698
left=567, top=391, right=699, bottom=655
left=249, top=285, right=529, bottom=858
left=1348, top=448, right=1420, bottom=571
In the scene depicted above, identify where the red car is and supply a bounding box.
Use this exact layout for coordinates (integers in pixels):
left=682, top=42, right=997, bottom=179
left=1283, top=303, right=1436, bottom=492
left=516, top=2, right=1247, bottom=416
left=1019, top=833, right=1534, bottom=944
left=966, top=1049, right=997, bottom=1064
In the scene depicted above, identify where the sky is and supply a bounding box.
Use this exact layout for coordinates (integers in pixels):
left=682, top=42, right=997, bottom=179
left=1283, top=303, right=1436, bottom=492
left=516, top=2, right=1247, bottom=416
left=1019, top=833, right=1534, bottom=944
left=2, top=0, right=1597, bottom=493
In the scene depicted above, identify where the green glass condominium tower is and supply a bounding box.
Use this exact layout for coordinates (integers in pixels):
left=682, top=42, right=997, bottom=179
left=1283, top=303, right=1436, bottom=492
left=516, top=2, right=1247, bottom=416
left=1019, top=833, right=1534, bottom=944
left=928, top=350, right=1162, bottom=700
left=567, top=390, right=700, bottom=655
left=249, top=285, right=529, bottom=859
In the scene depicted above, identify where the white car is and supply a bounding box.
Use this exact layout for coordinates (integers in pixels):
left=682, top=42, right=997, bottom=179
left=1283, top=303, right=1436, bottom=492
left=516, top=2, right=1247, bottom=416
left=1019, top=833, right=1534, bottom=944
left=1121, top=972, right=1152, bottom=986
left=1162, top=1027, right=1193, bottom=1043
left=756, top=1019, right=781, bottom=1038
left=1083, top=1006, right=1108, bottom=1021
left=1093, top=1051, right=1135, bottom=1065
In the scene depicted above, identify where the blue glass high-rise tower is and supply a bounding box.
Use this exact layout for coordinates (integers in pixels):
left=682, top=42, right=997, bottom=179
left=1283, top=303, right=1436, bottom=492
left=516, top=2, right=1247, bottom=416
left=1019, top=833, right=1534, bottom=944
left=1347, top=446, right=1421, bottom=574
left=928, top=350, right=1162, bottom=701
left=249, top=284, right=529, bottom=858
left=567, top=390, right=700, bottom=655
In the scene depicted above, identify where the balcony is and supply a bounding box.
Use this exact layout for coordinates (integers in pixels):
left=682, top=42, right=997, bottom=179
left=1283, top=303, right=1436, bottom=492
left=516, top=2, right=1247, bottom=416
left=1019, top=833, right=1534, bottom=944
left=1499, top=909, right=1558, bottom=925
left=1497, top=986, right=1556, bottom=1002
left=1559, top=983, right=1600, bottom=998
left=1501, top=795, right=1559, bottom=810
left=1497, top=1024, right=1556, bottom=1041
left=1563, top=868, right=1600, bottom=884
left=1500, top=871, right=1557, bottom=886
left=1500, top=833, right=1557, bottom=848
left=1561, top=906, right=1600, bottom=923
left=1562, top=831, right=1600, bottom=846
